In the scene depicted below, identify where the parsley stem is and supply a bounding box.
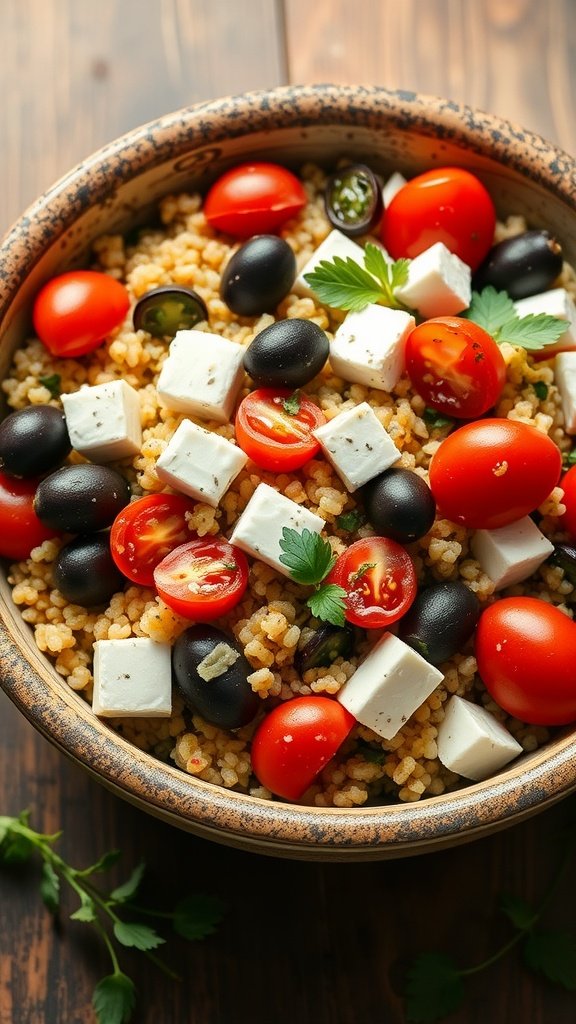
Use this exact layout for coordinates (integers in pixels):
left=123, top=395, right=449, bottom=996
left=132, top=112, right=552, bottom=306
left=93, top=918, right=123, bottom=976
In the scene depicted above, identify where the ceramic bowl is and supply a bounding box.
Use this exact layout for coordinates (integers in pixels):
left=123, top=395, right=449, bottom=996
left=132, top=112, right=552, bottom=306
left=1, top=84, right=575, bottom=860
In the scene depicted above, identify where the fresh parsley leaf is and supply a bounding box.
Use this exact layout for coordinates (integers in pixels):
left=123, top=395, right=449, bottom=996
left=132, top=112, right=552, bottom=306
left=423, top=407, right=454, bottom=430
left=464, top=286, right=516, bottom=335
left=336, top=509, right=366, bottom=532
left=524, top=930, right=576, bottom=990
left=282, top=391, right=301, bottom=415
left=303, top=255, right=384, bottom=312
left=279, top=527, right=335, bottom=585
left=76, top=848, right=122, bottom=877
left=0, top=830, right=35, bottom=864
left=110, top=862, right=146, bottom=903
left=364, top=243, right=410, bottom=298
left=93, top=972, right=136, bottom=1024
left=404, top=952, right=464, bottom=1022
left=497, top=313, right=566, bottom=349
left=307, top=584, right=347, bottom=627
left=70, top=890, right=97, bottom=923
left=39, top=861, right=60, bottom=914
left=563, top=448, right=576, bottom=467
left=173, top=894, right=227, bottom=940
left=113, top=921, right=165, bottom=952
left=38, top=373, right=61, bottom=398
left=499, top=892, right=536, bottom=931
left=533, top=380, right=549, bottom=400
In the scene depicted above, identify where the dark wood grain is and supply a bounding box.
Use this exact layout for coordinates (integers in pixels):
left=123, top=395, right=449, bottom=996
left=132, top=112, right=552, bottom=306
left=1, top=2, right=576, bottom=1022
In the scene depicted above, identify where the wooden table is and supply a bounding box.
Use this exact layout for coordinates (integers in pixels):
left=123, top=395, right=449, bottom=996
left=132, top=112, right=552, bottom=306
left=1, top=3, right=575, bottom=1021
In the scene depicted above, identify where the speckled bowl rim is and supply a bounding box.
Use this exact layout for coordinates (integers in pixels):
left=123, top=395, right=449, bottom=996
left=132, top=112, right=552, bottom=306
left=1, top=84, right=575, bottom=858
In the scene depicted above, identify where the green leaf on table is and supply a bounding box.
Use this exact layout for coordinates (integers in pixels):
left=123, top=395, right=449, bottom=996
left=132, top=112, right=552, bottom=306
left=524, top=930, right=576, bottom=989
left=307, top=584, right=347, bottom=627
left=499, top=892, right=536, bottom=931
left=77, top=849, right=122, bottom=877
left=93, top=972, right=136, bottom=1024
left=110, top=862, right=146, bottom=903
left=173, top=894, right=227, bottom=940
left=113, top=921, right=165, bottom=952
left=70, top=890, right=97, bottom=923
left=404, top=952, right=464, bottom=1022
left=279, top=527, right=335, bottom=585
left=39, top=860, right=60, bottom=914
left=0, top=830, right=35, bottom=864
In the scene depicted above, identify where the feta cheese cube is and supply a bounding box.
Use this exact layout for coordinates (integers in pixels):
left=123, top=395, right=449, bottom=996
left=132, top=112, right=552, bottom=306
left=554, top=351, right=576, bottom=433
left=156, top=329, right=245, bottom=423
left=394, top=242, right=471, bottom=318
left=62, top=380, right=142, bottom=462
left=470, top=515, right=554, bottom=590
left=156, top=419, right=247, bottom=507
left=382, top=171, right=406, bottom=207
left=92, top=638, right=172, bottom=717
left=337, top=632, right=444, bottom=740
left=294, top=229, right=365, bottom=299
left=437, top=695, right=522, bottom=781
left=330, top=304, right=415, bottom=391
left=313, top=401, right=399, bottom=491
left=229, top=482, right=324, bottom=576
left=514, top=288, right=576, bottom=356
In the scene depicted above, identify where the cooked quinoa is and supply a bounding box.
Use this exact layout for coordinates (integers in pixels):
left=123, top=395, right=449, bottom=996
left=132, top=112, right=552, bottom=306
left=4, top=163, right=575, bottom=806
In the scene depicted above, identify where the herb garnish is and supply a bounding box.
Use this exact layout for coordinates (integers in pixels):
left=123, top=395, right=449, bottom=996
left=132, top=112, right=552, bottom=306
left=303, top=243, right=411, bottom=313
left=282, top=391, right=301, bottom=415
left=532, top=380, right=549, bottom=400
left=423, top=408, right=454, bottom=430
left=464, top=286, right=566, bottom=350
left=336, top=509, right=366, bottom=532
left=279, top=527, right=347, bottom=626
left=0, top=810, right=225, bottom=1024
left=39, top=373, right=62, bottom=398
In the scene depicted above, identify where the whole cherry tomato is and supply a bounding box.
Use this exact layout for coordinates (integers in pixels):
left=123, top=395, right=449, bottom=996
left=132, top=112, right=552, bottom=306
left=405, top=316, right=507, bottom=418
left=235, top=388, right=325, bottom=472
left=33, top=270, right=130, bottom=358
left=154, top=537, right=249, bottom=620
left=328, top=536, right=417, bottom=629
left=382, top=167, right=496, bottom=271
left=110, top=493, right=198, bottom=587
left=0, top=472, right=59, bottom=560
left=559, top=464, right=576, bottom=540
left=203, top=162, right=307, bottom=238
left=475, top=597, right=576, bottom=725
left=429, top=418, right=562, bottom=529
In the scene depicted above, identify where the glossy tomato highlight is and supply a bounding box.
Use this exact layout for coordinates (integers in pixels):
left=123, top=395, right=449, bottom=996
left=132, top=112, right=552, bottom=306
left=328, top=536, right=417, bottom=629
left=203, top=162, right=306, bottom=238
left=154, top=537, right=249, bottom=620
left=33, top=270, right=130, bottom=358
left=235, top=388, right=325, bottom=471
left=110, top=493, right=197, bottom=587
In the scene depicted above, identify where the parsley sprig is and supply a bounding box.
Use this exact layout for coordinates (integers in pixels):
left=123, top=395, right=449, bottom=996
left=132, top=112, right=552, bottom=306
left=303, top=243, right=411, bottom=313
left=0, top=810, right=225, bottom=1024
left=464, top=285, right=566, bottom=350
left=279, top=527, right=347, bottom=626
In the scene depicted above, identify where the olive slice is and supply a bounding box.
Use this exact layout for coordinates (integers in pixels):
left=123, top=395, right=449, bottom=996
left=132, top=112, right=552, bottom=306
left=133, top=285, right=208, bottom=338
left=550, top=543, right=576, bottom=587
left=294, top=622, right=355, bottom=674
left=324, top=164, right=383, bottom=237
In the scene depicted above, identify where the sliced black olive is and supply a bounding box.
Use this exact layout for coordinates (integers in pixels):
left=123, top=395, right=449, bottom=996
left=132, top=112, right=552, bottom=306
left=0, top=404, right=71, bottom=478
left=325, top=164, right=383, bottom=237
left=133, top=285, right=208, bottom=338
left=398, top=581, right=480, bottom=665
left=549, top=543, right=576, bottom=587
left=472, top=230, right=563, bottom=300
left=172, top=624, right=259, bottom=730
left=34, top=464, right=131, bottom=533
left=361, top=468, right=436, bottom=543
left=243, top=318, right=329, bottom=388
left=53, top=534, right=125, bottom=606
left=220, top=235, right=296, bottom=316
left=294, top=622, right=355, bottom=674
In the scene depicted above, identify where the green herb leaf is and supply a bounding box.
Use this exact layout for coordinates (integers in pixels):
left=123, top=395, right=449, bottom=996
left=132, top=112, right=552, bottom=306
left=497, top=314, right=566, bottom=350
left=93, top=972, right=136, bottom=1024
left=70, top=890, right=97, bottom=923
left=524, top=930, right=576, bottom=989
left=349, top=561, right=376, bottom=584
left=533, top=380, right=549, bottom=400
left=173, top=894, right=227, bottom=940
left=464, top=286, right=516, bottom=335
left=39, top=861, right=60, bottom=914
left=423, top=407, right=454, bottom=430
left=279, top=527, right=335, bottom=585
left=500, top=892, right=536, bottom=931
left=364, top=243, right=410, bottom=297
left=77, top=849, right=122, bottom=877
left=307, top=584, right=347, bottom=627
left=38, top=373, right=62, bottom=398
left=0, top=830, right=35, bottom=864
left=303, top=255, right=384, bottom=312
left=110, top=862, right=146, bottom=903
left=282, top=391, right=301, bottom=415
left=563, top=449, right=576, bottom=468
left=355, top=740, right=386, bottom=764
left=113, top=921, right=165, bottom=952
left=336, top=509, right=366, bottom=532
left=404, top=952, right=464, bottom=1022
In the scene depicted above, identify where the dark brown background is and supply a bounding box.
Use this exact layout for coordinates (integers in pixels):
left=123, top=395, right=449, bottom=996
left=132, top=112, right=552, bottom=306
left=1, top=2, right=575, bottom=1022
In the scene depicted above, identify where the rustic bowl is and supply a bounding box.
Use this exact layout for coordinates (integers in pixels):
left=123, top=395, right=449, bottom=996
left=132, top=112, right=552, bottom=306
left=1, top=84, right=575, bottom=860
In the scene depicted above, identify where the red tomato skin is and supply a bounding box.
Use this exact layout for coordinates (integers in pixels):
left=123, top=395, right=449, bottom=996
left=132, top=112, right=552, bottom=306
left=476, top=597, right=576, bottom=725
left=33, top=270, right=130, bottom=358
left=328, top=536, right=417, bottom=629
left=0, top=472, right=59, bottom=560
left=154, top=538, right=249, bottom=620
left=204, top=162, right=307, bottom=239
left=429, top=418, right=562, bottom=529
left=382, top=167, right=496, bottom=271
left=251, top=696, right=356, bottom=800
left=405, top=316, right=507, bottom=418
left=235, top=388, right=325, bottom=471
left=110, top=493, right=198, bottom=587
left=560, top=465, right=576, bottom=540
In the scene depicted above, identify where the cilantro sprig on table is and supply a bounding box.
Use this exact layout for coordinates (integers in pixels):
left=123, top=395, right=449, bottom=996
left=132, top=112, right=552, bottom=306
left=0, top=810, right=225, bottom=1024
left=279, top=527, right=347, bottom=627
left=463, top=285, right=567, bottom=350
left=303, top=243, right=411, bottom=313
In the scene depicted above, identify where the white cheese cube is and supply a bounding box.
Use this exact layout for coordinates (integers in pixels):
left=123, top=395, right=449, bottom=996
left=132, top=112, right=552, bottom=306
left=156, top=329, right=245, bottom=423
left=437, top=695, right=522, bottom=781
left=394, top=242, right=471, bottom=318
left=554, top=351, right=576, bottom=433
left=294, top=229, right=365, bottom=299
left=514, top=288, right=576, bottom=356
left=156, top=419, right=247, bottom=507
left=62, top=380, right=142, bottom=463
left=337, top=632, right=444, bottom=740
left=313, top=401, right=399, bottom=491
left=229, top=482, right=324, bottom=576
left=470, top=515, right=554, bottom=590
left=382, top=171, right=406, bottom=207
left=330, top=303, right=415, bottom=391
left=92, top=638, right=172, bottom=718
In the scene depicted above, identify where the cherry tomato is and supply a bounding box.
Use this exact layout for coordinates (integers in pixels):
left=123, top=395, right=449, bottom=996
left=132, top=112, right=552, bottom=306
left=33, top=270, right=130, bottom=358
left=251, top=696, right=355, bottom=800
left=0, top=472, right=59, bottom=560
left=560, top=465, right=576, bottom=540
left=429, top=418, right=562, bottom=530
left=154, top=537, right=249, bottom=620
left=405, top=316, right=506, bottom=418
left=475, top=597, right=576, bottom=725
left=235, top=388, right=326, bottom=471
left=110, top=493, right=198, bottom=587
left=328, top=536, right=417, bottom=629
left=382, top=167, right=496, bottom=271
left=203, top=162, right=307, bottom=239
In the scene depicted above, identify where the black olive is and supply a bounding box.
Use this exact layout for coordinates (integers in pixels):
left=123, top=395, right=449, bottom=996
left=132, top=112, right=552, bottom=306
left=549, top=543, right=576, bottom=588
left=243, top=318, right=329, bottom=389
left=472, top=230, right=563, bottom=300
left=172, top=624, right=259, bottom=730
left=0, top=404, right=71, bottom=478
left=53, top=534, right=125, bottom=606
left=220, top=235, right=296, bottom=316
left=294, top=622, right=355, bottom=674
left=361, top=468, right=436, bottom=543
left=325, top=164, right=383, bottom=238
left=398, top=581, right=480, bottom=665
left=132, top=285, right=208, bottom=339
left=34, top=464, right=131, bottom=533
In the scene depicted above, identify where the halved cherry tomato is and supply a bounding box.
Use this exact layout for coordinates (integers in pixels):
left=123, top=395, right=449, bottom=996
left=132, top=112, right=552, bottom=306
left=203, top=162, right=307, bottom=239
left=251, top=696, right=355, bottom=800
left=405, top=316, right=506, bottom=418
left=154, top=537, right=249, bottom=620
left=0, top=472, right=59, bottom=560
left=33, top=270, right=130, bottom=358
left=429, top=418, right=562, bottom=530
left=110, top=493, right=197, bottom=587
left=328, top=536, right=417, bottom=629
left=235, top=388, right=326, bottom=471
left=382, top=167, right=496, bottom=271
left=560, top=464, right=576, bottom=540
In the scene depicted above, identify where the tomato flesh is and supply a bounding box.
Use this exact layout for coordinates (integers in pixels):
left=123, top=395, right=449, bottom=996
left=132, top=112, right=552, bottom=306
left=110, top=493, right=198, bottom=587
left=33, top=270, right=130, bottom=358
left=204, top=162, right=307, bottom=239
left=154, top=538, right=249, bottom=620
left=560, top=465, right=576, bottom=540
left=0, top=472, right=59, bottom=560
left=235, top=388, right=325, bottom=471
left=328, top=537, right=417, bottom=629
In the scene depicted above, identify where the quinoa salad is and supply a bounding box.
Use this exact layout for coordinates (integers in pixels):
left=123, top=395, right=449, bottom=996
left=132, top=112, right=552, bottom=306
left=3, top=159, right=576, bottom=808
